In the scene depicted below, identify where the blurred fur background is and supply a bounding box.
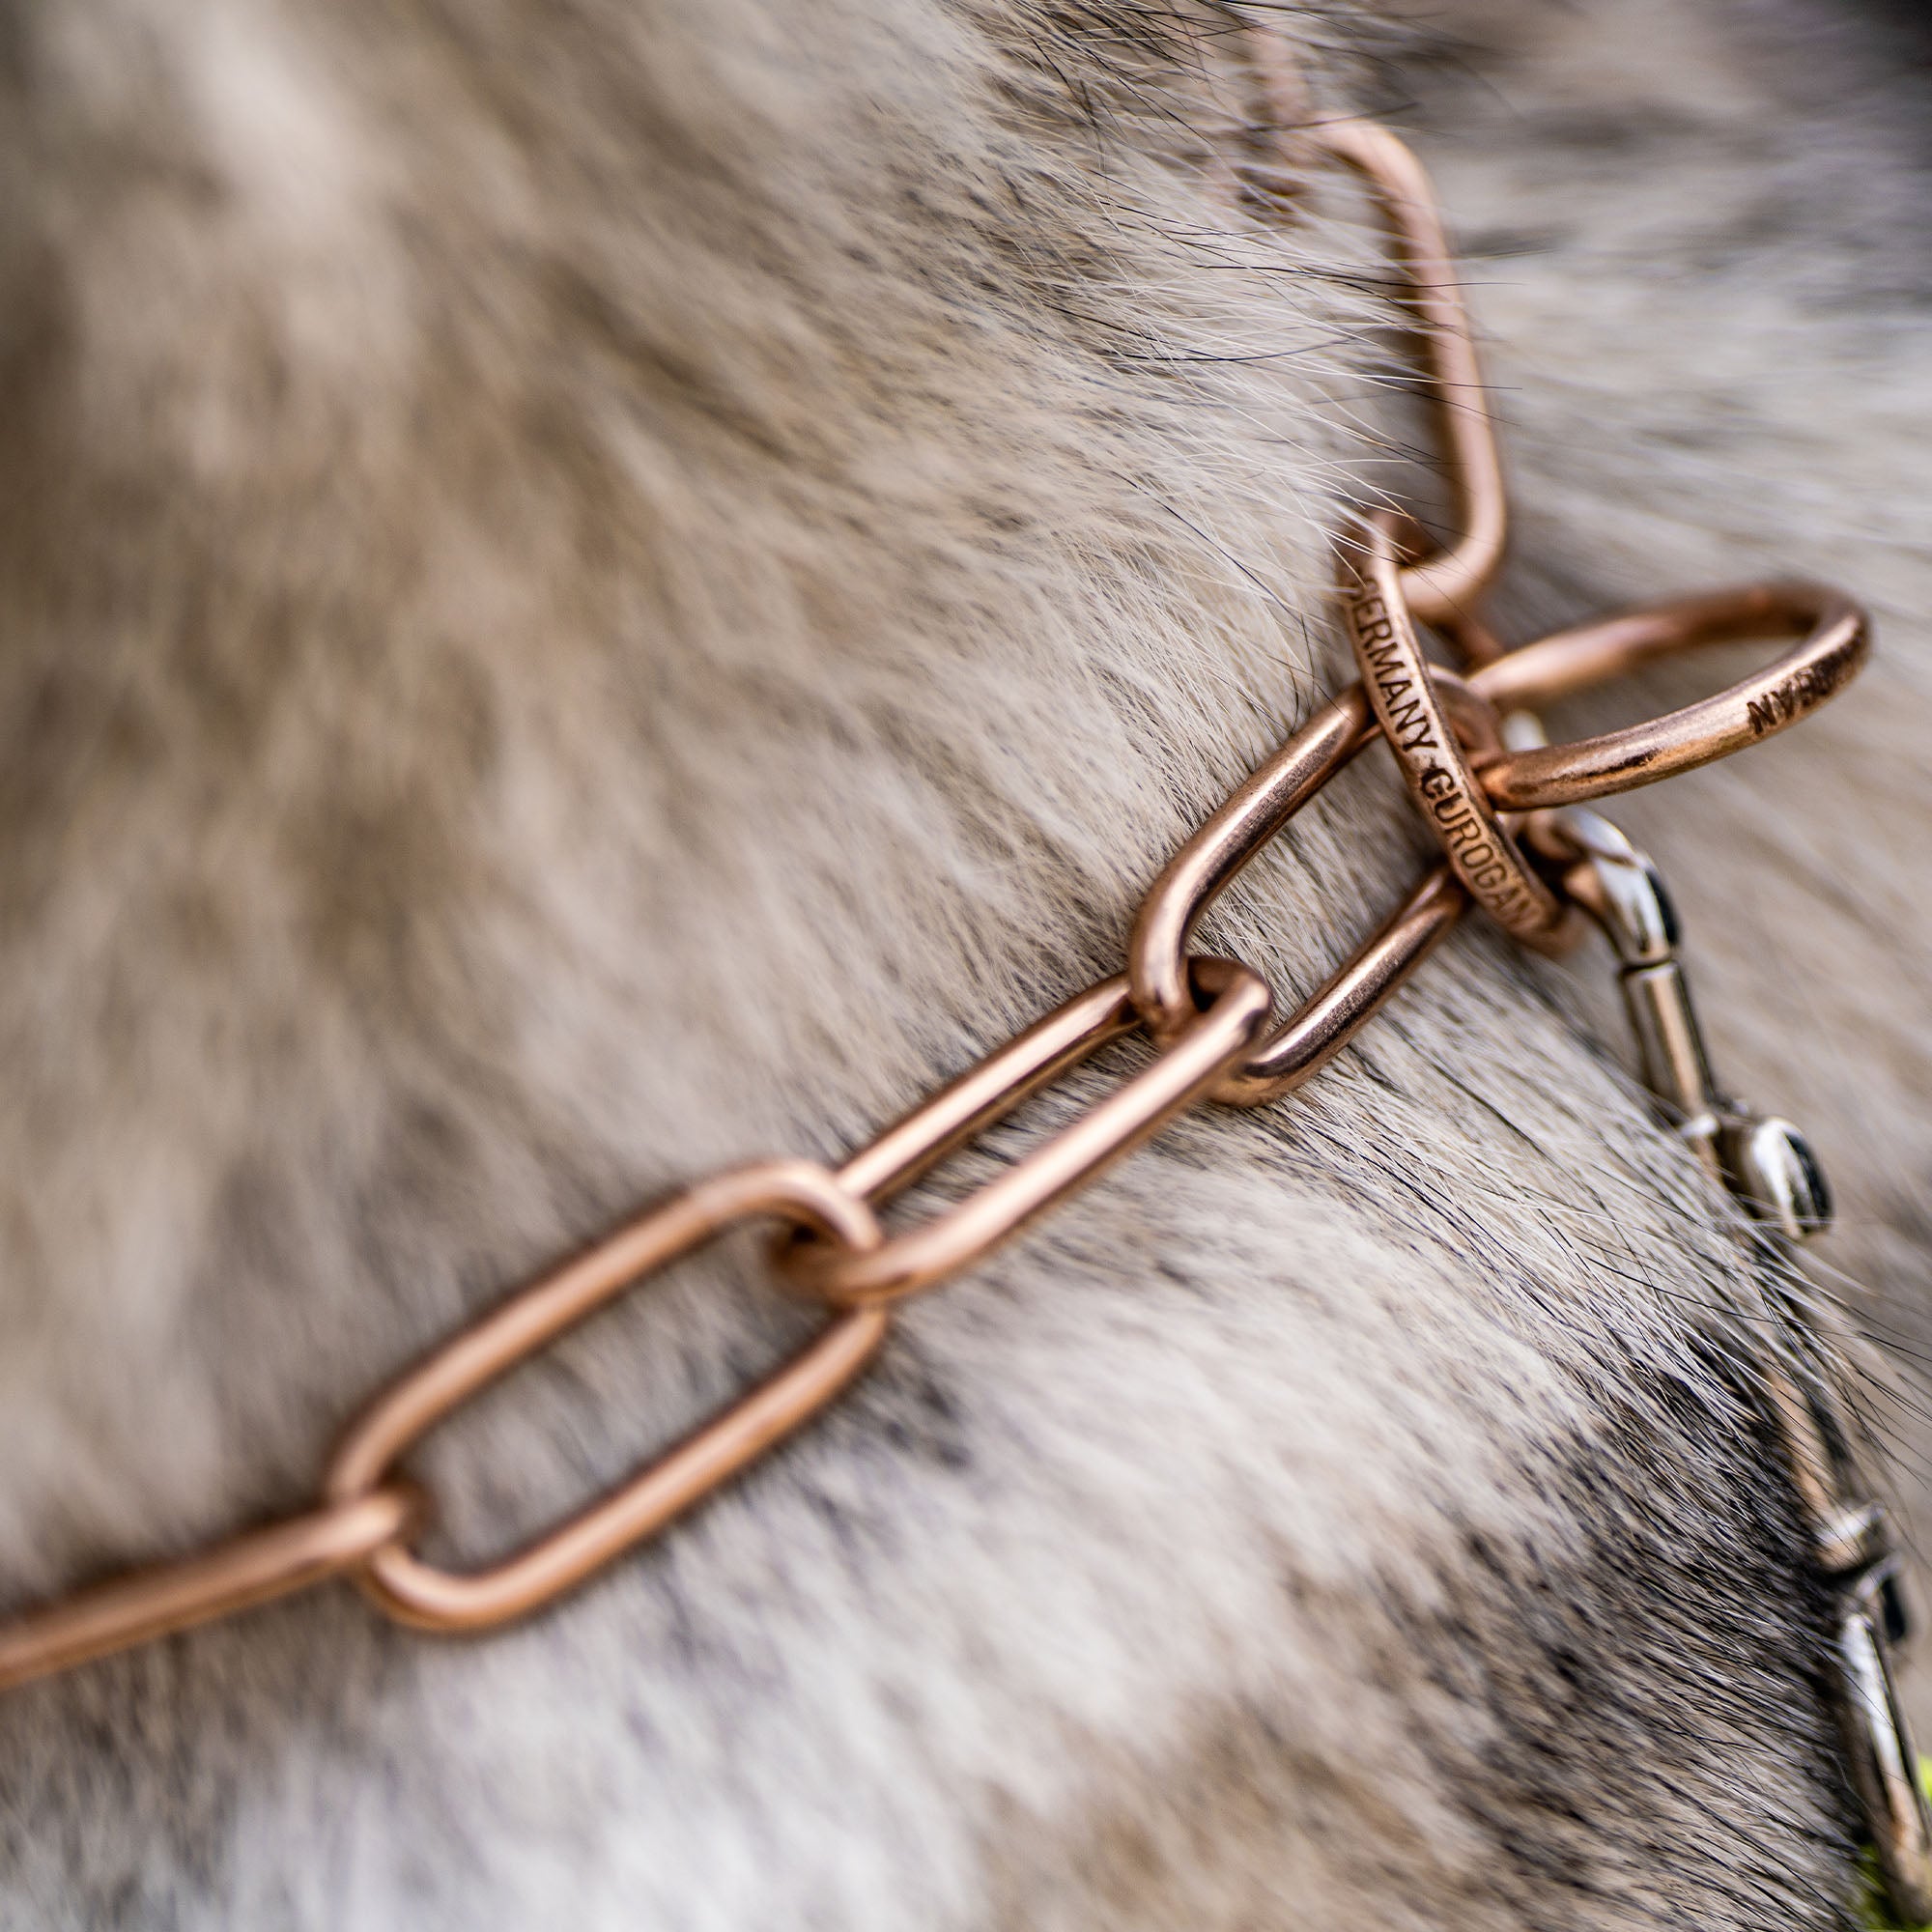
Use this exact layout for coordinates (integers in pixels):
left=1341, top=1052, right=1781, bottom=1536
left=0, top=1, right=1927, bottom=1924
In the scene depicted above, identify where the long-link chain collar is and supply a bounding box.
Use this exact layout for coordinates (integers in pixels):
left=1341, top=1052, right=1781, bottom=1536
left=0, top=39, right=1914, bottom=1922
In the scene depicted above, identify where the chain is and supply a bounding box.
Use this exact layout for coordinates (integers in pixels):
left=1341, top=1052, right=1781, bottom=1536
left=0, top=68, right=1918, bottom=1921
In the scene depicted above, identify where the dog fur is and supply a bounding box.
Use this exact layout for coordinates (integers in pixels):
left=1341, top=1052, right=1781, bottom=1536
left=0, top=0, right=1925, bottom=1924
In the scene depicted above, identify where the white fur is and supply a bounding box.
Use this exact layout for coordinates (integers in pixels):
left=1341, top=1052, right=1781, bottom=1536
left=0, top=1, right=1921, bottom=1924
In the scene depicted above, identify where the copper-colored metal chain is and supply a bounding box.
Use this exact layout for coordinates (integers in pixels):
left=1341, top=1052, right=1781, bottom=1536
left=0, top=77, right=1915, bottom=1920
left=0, top=558, right=1854, bottom=1687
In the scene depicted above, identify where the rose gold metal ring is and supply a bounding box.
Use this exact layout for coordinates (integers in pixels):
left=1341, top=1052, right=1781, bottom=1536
left=1466, top=582, right=1868, bottom=810
left=324, top=1161, right=890, bottom=1632
left=1131, top=580, right=1868, bottom=1092
left=788, top=958, right=1272, bottom=1308
left=0, top=1486, right=419, bottom=1693
left=1345, top=516, right=1564, bottom=943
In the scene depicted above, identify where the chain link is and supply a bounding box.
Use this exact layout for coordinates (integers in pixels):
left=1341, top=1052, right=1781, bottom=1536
left=0, top=81, right=1911, bottom=1918
left=798, top=958, right=1271, bottom=1308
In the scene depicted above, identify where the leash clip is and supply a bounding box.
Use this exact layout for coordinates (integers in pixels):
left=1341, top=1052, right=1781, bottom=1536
left=1537, top=784, right=1932, bottom=1920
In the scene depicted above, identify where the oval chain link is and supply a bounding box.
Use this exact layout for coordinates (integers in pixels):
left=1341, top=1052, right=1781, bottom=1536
left=796, top=958, right=1272, bottom=1308
left=323, top=1160, right=891, bottom=1632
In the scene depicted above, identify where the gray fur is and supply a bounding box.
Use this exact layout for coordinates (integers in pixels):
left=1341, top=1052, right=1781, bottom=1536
left=0, top=0, right=1922, bottom=1924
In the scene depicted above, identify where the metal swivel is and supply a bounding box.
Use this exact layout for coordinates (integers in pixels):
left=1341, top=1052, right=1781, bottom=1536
left=1718, top=1113, right=1833, bottom=1244
left=1546, top=807, right=1832, bottom=1240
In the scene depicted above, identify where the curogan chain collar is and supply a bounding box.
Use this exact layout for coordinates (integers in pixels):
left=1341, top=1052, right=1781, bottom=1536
left=1, top=56, right=1921, bottom=1924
